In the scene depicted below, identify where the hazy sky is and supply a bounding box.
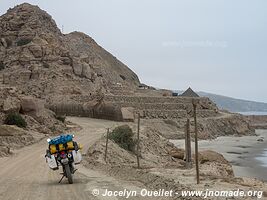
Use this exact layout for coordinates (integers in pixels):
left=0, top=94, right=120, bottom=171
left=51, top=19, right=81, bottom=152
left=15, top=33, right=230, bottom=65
left=1, top=0, right=267, bottom=102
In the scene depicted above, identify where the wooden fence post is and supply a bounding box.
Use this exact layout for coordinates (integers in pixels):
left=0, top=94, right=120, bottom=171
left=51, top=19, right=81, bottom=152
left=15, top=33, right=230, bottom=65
left=185, top=118, right=192, bottom=168
left=104, top=128, right=109, bottom=163
left=136, top=113, right=141, bottom=169
left=193, top=99, right=200, bottom=184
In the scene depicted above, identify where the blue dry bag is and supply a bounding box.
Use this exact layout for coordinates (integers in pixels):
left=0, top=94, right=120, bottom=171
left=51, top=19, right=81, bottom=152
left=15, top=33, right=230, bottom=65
left=49, top=134, right=73, bottom=145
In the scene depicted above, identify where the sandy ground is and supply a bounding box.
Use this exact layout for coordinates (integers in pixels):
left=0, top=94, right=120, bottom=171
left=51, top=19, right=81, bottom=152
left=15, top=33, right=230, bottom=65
left=1, top=117, right=266, bottom=200
left=171, top=129, right=267, bottom=181
left=0, top=117, right=152, bottom=200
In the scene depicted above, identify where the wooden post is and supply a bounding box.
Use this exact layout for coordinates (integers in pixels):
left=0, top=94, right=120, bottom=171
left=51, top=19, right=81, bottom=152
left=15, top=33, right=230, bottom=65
left=136, top=113, right=140, bottom=169
left=104, top=128, right=109, bottom=163
left=185, top=118, right=192, bottom=168
left=187, top=118, right=192, bottom=165
left=184, top=122, right=187, bottom=160
left=193, top=99, right=200, bottom=184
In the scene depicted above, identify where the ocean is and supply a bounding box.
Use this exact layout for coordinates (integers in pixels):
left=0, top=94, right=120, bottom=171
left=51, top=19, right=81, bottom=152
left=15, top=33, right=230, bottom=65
left=238, top=111, right=267, bottom=116
left=256, top=149, right=267, bottom=167
left=248, top=109, right=267, bottom=169
left=243, top=112, right=267, bottom=168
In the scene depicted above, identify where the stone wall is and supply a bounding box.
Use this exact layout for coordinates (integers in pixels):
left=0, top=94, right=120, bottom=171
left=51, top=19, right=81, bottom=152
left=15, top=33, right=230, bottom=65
left=105, top=95, right=219, bottom=119
left=49, top=103, right=92, bottom=117
left=104, top=95, right=217, bottom=109
left=114, top=102, right=187, bottom=110
left=47, top=94, right=219, bottom=120
left=48, top=102, right=123, bottom=121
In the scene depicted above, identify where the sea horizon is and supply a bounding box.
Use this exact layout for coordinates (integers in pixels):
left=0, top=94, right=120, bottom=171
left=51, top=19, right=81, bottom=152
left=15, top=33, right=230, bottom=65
left=238, top=111, right=267, bottom=116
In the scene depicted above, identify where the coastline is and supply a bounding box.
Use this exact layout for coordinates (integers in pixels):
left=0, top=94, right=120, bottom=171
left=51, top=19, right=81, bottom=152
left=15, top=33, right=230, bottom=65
left=171, top=129, right=267, bottom=182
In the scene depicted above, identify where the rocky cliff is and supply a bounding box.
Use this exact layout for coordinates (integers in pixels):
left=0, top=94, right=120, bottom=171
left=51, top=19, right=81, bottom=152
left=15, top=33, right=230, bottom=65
left=0, top=3, right=140, bottom=100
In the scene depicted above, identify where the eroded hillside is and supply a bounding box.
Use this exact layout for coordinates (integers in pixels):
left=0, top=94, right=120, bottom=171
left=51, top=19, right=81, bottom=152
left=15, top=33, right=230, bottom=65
left=0, top=3, right=140, bottom=100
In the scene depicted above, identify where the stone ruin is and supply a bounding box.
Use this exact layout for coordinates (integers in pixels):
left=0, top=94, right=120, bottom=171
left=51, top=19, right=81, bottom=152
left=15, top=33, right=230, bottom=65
left=48, top=93, right=219, bottom=122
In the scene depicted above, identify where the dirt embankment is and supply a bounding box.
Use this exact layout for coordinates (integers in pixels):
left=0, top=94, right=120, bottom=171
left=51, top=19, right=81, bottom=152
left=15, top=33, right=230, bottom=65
left=85, top=122, right=266, bottom=199
left=0, top=125, right=44, bottom=156
left=0, top=87, right=67, bottom=157
left=0, top=117, right=154, bottom=200
left=86, top=125, right=234, bottom=176
left=141, top=113, right=254, bottom=140
left=198, top=114, right=254, bottom=139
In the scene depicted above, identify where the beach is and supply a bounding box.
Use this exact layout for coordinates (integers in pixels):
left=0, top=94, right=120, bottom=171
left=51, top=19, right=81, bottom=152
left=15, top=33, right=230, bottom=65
left=171, top=129, right=267, bottom=181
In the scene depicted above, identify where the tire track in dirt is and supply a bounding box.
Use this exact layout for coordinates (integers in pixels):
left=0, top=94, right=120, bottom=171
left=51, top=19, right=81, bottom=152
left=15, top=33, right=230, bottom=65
left=0, top=117, right=149, bottom=200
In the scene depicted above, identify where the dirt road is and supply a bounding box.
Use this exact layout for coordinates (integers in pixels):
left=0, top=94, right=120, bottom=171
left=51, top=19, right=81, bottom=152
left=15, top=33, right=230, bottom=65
left=0, top=117, right=145, bottom=200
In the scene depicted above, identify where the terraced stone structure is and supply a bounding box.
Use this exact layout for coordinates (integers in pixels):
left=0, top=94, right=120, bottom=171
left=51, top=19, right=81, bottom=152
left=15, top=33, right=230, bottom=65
left=48, top=93, right=220, bottom=121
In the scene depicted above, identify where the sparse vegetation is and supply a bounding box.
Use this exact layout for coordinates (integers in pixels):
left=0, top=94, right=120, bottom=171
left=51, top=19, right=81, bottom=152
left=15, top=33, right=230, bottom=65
left=109, top=125, right=136, bottom=152
left=56, top=115, right=66, bottom=123
left=16, top=38, right=32, bottom=46
left=4, top=113, right=27, bottom=128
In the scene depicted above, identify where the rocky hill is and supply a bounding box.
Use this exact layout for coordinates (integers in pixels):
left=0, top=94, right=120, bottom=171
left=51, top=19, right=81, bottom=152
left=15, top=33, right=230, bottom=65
left=0, top=3, right=141, bottom=155
left=0, top=3, right=140, bottom=101
left=175, top=90, right=267, bottom=113
left=198, top=92, right=267, bottom=112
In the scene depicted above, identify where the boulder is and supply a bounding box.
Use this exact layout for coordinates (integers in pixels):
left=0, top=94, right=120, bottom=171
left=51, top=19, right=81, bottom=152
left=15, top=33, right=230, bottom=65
left=3, top=70, right=32, bottom=84
left=20, top=97, right=45, bottom=116
left=3, top=97, right=21, bottom=113
left=121, top=107, right=135, bottom=122
left=19, top=49, right=34, bottom=64
left=30, top=69, right=40, bottom=79
left=1, top=38, right=8, bottom=48
left=0, top=125, right=26, bottom=136
left=0, top=146, right=11, bottom=157
left=21, top=70, right=32, bottom=81
left=81, top=63, right=92, bottom=79
left=198, top=150, right=229, bottom=164
left=73, top=60, right=92, bottom=79
left=72, top=58, right=83, bottom=76
left=169, top=148, right=185, bottom=160
left=3, top=73, right=10, bottom=84
left=28, top=44, right=43, bottom=58
left=32, top=36, right=48, bottom=46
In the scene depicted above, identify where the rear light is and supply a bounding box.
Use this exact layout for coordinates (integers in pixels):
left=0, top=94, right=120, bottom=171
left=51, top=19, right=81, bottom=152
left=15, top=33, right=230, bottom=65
left=60, top=152, right=66, bottom=158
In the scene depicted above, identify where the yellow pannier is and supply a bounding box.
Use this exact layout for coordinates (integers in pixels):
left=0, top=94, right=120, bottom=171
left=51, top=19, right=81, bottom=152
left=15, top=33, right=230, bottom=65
left=50, top=145, right=57, bottom=154
left=49, top=141, right=82, bottom=154
left=58, top=144, right=65, bottom=151
left=67, top=141, right=74, bottom=150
